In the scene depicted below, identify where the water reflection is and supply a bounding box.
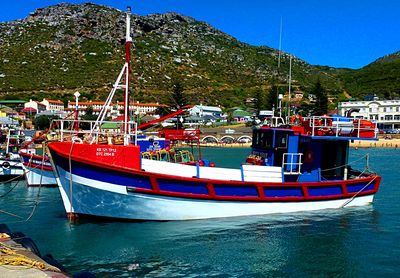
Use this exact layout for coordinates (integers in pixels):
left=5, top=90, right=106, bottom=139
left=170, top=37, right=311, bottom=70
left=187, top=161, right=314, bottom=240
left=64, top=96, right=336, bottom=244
left=55, top=206, right=381, bottom=276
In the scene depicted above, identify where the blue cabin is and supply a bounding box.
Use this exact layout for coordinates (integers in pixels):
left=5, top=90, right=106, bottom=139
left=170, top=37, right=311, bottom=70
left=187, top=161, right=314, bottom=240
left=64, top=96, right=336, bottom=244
left=250, top=127, right=351, bottom=183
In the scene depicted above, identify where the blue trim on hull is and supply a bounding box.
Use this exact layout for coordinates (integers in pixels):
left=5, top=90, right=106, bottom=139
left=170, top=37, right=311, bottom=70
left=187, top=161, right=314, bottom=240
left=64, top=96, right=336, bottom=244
left=52, top=151, right=152, bottom=190
left=264, top=187, right=303, bottom=197
left=214, top=185, right=258, bottom=197
left=158, top=179, right=208, bottom=194
left=308, top=186, right=342, bottom=197
left=347, top=183, right=375, bottom=193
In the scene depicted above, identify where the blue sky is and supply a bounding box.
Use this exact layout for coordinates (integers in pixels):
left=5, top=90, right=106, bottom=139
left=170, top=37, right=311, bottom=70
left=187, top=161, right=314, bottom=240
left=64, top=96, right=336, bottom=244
left=1, top=0, right=399, bottom=69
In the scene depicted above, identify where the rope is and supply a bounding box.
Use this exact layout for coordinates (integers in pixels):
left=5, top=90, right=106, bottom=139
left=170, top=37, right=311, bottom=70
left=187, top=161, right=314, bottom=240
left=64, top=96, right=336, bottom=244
left=24, top=147, right=47, bottom=222
left=0, top=173, right=25, bottom=185
left=0, top=152, right=48, bottom=221
left=0, top=242, right=61, bottom=272
left=320, top=154, right=369, bottom=172
left=0, top=209, right=23, bottom=219
left=340, top=175, right=378, bottom=208
left=0, top=180, right=20, bottom=198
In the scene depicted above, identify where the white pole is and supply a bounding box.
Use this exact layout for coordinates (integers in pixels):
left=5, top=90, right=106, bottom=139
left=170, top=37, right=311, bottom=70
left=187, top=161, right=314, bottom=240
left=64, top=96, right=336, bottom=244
left=278, top=16, right=283, bottom=69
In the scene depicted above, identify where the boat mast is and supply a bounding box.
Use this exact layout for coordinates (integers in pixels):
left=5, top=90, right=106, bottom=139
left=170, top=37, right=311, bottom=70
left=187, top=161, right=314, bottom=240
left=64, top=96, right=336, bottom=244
left=278, top=16, right=282, bottom=69
left=287, top=55, right=292, bottom=118
left=89, top=7, right=132, bottom=144
left=124, top=6, right=132, bottom=139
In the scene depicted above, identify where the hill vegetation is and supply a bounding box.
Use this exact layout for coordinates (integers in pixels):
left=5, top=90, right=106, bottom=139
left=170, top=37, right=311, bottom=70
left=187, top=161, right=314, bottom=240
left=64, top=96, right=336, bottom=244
left=339, top=51, right=400, bottom=99
left=0, top=3, right=398, bottom=108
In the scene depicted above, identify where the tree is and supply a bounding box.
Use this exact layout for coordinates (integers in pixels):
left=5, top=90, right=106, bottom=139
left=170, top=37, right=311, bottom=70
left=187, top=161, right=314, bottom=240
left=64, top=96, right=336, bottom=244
left=266, top=84, right=279, bottom=110
left=82, top=106, right=97, bottom=121
left=311, top=80, right=328, bottom=115
left=169, top=81, right=187, bottom=110
left=34, top=115, right=59, bottom=130
left=222, top=107, right=234, bottom=124
left=80, top=105, right=97, bottom=130
left=253, top=90, right=264, bottom=115
left=155, top=106, right=172, bottom=117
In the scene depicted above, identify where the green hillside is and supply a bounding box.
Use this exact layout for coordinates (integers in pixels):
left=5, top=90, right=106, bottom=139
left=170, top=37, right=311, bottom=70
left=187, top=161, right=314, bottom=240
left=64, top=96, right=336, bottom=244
left=0, top=3, right=398, bottom=107
left=340, top=51, right=400, bottom=99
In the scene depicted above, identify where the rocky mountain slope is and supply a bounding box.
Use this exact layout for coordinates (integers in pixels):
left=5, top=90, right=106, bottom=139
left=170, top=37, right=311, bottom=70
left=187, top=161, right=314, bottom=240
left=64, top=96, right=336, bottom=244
left=0, top=3, right=396, bottom=106
left=339, top=51, right=400, bottom=99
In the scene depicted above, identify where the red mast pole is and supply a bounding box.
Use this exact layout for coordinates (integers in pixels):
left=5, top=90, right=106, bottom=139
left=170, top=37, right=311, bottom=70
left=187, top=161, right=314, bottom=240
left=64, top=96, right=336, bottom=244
left=123, top=7, right=132, bottom=137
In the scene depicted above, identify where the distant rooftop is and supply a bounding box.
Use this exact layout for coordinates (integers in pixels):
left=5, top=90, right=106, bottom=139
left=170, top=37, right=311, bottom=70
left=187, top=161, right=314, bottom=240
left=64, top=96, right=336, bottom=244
left=0, top=100, right=25, bottom=104
left=0, top=116, right=20, bottom=126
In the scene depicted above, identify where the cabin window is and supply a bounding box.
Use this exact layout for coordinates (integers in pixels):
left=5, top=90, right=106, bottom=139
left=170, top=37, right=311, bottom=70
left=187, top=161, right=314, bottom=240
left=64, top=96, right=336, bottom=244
left=275, top=131, right=288, bottom=148
left=252, top=130, right=273, bottom=149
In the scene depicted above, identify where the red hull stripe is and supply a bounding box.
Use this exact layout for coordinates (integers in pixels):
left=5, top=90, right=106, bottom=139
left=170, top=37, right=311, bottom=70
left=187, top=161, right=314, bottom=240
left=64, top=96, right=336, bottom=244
left=48, top=142, right=381, bottom=203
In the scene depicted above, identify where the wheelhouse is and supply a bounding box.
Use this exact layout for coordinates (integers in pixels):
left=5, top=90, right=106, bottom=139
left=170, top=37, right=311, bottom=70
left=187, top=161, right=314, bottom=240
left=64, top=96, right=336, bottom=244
left=250, top=127, right=351, bottom=182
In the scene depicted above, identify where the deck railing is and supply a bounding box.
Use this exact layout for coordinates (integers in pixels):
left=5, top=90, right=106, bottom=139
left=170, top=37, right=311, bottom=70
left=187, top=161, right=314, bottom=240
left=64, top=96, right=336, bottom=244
left=306, top=116, right=378, bottom=139
left=49, top=119, right=138, bottom=145
left=282, top=153, right=303, bottom=175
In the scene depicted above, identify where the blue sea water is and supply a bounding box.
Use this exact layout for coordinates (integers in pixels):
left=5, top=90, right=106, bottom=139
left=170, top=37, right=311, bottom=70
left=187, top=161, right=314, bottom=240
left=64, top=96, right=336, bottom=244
left=1, top=147, right=400, bottom=277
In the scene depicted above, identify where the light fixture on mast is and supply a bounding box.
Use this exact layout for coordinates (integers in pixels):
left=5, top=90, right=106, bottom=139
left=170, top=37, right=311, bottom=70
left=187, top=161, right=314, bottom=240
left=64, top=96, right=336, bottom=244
left=278, top=94, right=283, bottom=118
left=74, top=91, right=80, bottom=131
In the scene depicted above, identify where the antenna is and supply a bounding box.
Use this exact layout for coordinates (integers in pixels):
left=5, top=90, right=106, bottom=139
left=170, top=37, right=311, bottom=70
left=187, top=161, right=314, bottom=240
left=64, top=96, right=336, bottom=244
left=287, top=55, right=292, bottom=118
left=278, top=16, right=282, bottom=69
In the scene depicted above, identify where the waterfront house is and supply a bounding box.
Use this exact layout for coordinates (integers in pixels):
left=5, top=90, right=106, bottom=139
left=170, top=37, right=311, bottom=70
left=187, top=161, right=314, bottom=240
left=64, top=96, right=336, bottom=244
left=232, top=109, right=252, bottom=122
left=41, top=99, right=65, bottom=113
left=338, top=99, right=400, bottom=131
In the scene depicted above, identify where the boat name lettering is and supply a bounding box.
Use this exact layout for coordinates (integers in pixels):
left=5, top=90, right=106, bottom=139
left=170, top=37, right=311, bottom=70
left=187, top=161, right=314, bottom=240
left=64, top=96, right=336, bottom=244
left=96, top=147, right=117, bottom=157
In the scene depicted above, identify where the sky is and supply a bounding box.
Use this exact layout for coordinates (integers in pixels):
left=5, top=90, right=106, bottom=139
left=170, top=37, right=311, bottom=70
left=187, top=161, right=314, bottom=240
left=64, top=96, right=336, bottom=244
left=0, top=0, right=399, bottom=69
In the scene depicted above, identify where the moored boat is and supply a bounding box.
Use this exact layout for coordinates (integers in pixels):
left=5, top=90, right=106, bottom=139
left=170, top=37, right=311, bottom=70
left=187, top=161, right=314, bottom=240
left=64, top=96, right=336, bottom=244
left=0, top=129, right=26, bottom=180
left=20, top=150, right=57, bottom=187
left=46, top=7, right=381, bottom=221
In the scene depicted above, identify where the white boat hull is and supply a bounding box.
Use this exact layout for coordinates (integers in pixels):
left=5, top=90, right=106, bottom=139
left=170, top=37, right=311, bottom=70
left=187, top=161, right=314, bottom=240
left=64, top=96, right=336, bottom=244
left=0, top=158, right=24, bottom=178
left=22, top=164, right=57, bottom=186
left=55, top=166, right=375, bottom=221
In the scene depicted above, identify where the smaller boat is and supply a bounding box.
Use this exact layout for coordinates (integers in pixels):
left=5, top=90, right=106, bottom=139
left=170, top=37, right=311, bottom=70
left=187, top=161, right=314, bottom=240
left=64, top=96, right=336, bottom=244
left=0, top=129, right=25, bottom=180
left=20, top=148, right=57, bottom=187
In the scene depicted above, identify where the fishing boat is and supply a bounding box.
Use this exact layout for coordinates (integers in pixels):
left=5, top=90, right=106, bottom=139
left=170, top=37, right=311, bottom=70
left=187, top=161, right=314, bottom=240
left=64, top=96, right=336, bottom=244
left=46, top=8, right=381, bottom=221
left=20, top=150, right=57, bottom=187
left=0, top=129, right=26, bottom=180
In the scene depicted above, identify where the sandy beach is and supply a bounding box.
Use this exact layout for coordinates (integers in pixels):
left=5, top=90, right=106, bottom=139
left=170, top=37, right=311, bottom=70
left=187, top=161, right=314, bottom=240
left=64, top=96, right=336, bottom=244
left=350, top=138, right=400, bottom=148
left=180, top=137, right=400, bottom=149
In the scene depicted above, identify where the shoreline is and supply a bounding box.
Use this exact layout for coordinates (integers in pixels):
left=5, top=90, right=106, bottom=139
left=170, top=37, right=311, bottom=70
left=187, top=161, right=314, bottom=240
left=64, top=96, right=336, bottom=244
left=177, top=139, right=400, bottom=149
left=350, top=138, right=400, bottom=149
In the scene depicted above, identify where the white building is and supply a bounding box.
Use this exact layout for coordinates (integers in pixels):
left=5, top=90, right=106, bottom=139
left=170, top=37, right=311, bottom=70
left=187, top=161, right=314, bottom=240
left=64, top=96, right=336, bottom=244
left=338, top=99, right=400, bottom=130
left=41, top=98, right=64, bottom=112
left=116, top=101, right=167, bottom=115
left=66, top=101, right=113, bottom=117
left=190, top=105, right=223, bottom=118
left=66, top=100, right=167, bottom=118
left=24, top=99, right=46, bottom=114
